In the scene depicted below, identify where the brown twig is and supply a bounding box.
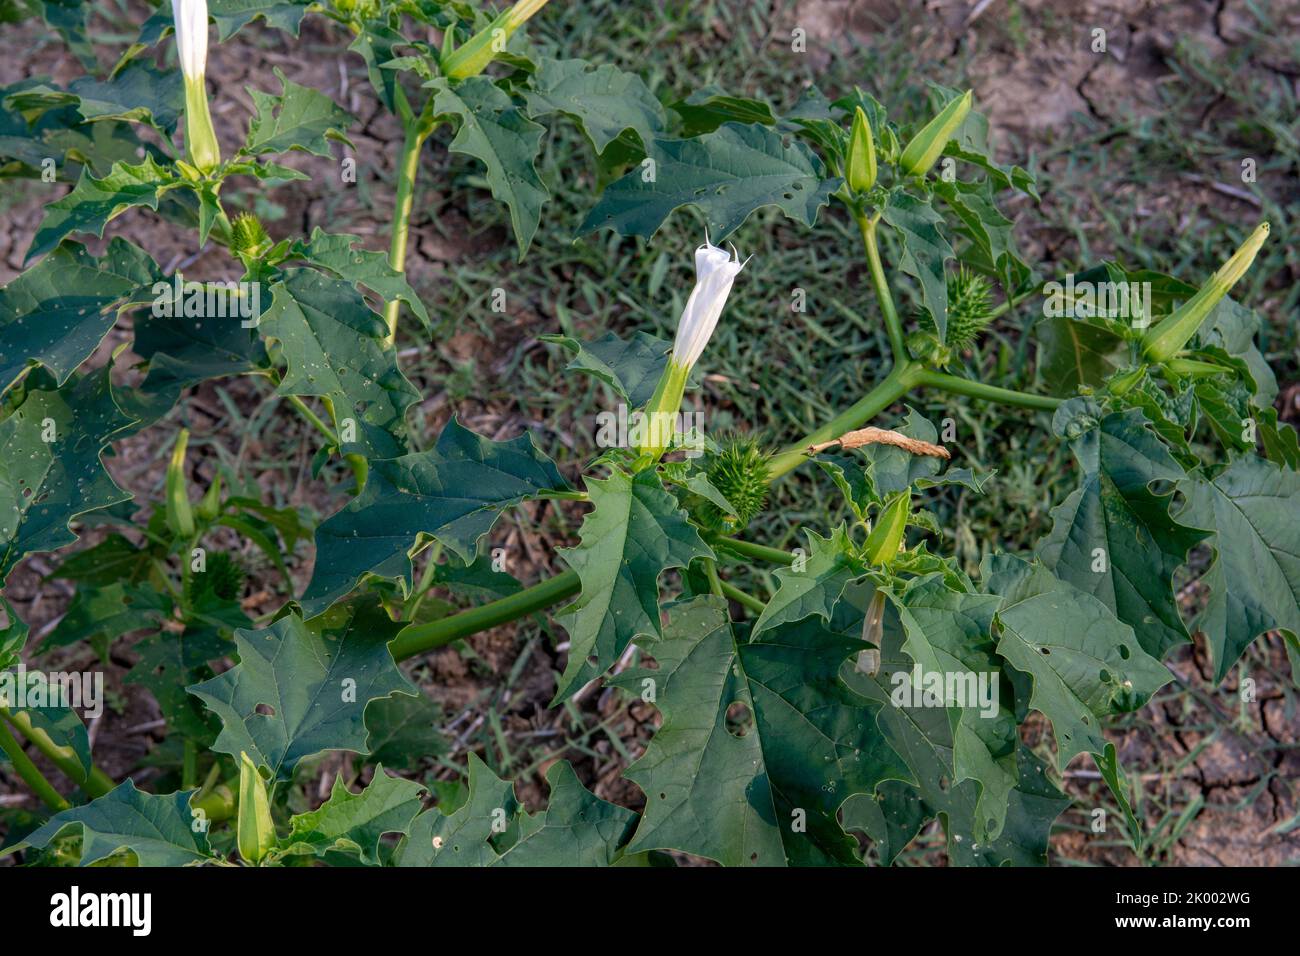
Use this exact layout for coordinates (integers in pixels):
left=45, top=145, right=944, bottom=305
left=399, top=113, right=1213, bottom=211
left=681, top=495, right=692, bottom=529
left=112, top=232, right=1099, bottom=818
left=806, top=426, right=951, bottom=459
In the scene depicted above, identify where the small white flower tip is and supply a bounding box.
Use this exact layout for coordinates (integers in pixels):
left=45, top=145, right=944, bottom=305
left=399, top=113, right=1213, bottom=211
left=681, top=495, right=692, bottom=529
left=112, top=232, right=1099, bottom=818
left=173, top=0, right=210, bottom=81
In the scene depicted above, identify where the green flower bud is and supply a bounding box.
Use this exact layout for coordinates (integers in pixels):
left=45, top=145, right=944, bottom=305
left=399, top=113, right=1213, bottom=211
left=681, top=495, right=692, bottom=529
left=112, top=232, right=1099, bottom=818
left=237, top=752, right=276, bottom=865
left=846, top=107, right=877, bottom=194
left=165, top=428, right=195, bottom=539
left=441, top=0, right=550, bottom=80
left=899, top=89, right=971, bottom=178
left=863, top=492, right=910, bottom=566
left=1141, top=222, right=1270, bottom=364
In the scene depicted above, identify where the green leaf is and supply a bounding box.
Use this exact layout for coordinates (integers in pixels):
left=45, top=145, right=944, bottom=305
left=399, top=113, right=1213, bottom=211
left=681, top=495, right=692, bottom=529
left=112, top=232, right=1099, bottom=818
left=553, top=468, right=712, bottom=701
left=244, top=68, right=353, bottom=158
left=363, top=692, right=445, bottom=771
left=580, top=121, right=837, bottom=241
left=348, top=23, right=404, bottom=114
left=669, top=86, right=777, bottom=136
left=208, top=0, right=312, bottom=40
left=846, top=598, right=1069, bottom=865
left=281, top=768, right=426, bottom=865
left=301, top=418, right=569, bottom=616
left=885, top=575, right=1016, bottom=843
left=541, top=329, right=669, bottom=408
left=18, top=705, right=92, bottom=779
left=932, top=178, right=1021, bottom=286
left=258, top=268, right=420, bottom=459
left=290, top=228, right=430, bottom=330
left=430, top=76, right=549, bottom=258
left=881, top=189, right=954, bottom=342
left=0, top=367, right=134, bottom=581
left=1035, top=314, right=1128, bottom=397
left=0, top=237, right=160, bottom=393
left=49, top=533, right=151, bottom=586
left=40, top=582, right=161, bottom=654
left=124, top=625, right=227, bottom=741
left=67, top=60, right=183, bottom=134
left=523, top=57, right=666, bottom=154
left=609, top=597, right=908, bottom=866
left=0, top=596, right=29, bottom=671
left=1177, top=455, right=1300, bottom=683
left=27, top=155, right=174, bottom=261
left=32, top=0, right=97, bottom=69
left=397, top=755, right=638, bottom=867
left=187, top=599, right=414, bottom=780
left=983, top=554, right=1172, bottom=769
left=13, top=780, right=213, bottom=866
left=932, top=82, right=1038, bottom=200
left=751, top=526, right=858, bottom=639
left=1040, top=408, right=1208, bottom=659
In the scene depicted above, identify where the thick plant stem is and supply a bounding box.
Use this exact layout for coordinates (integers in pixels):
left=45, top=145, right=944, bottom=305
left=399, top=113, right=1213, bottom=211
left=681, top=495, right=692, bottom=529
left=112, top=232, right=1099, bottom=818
left=712, top=535, right=796, bottom=566
left=719, top=580, right=765, bottom=615
left=767, top=360, right=922, bottom=479
left=857, top=212, right=908, bottom=362
left=917, top=369, right=1063, bottom=412
left=383, top=108, right=434, bottom=347
left=0, top=718, right=69, bottom=811
left=2, top=708, right=114, bottom=797
left=390, top=570, right=580, bottom=661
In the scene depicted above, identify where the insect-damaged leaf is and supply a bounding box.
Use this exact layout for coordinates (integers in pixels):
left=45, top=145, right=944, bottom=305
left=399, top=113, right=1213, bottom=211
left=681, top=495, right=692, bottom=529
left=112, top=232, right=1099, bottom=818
left=0, top=367, right=134, bottom=581
left=279, top=768, right=427, bottom=865
left=553, top=468, right=711, bottom=702
left=13, top=781, right=214, bottom=866
left=580, top=121, right=837, bottom=241
left=243, top=68, right=353, bottom=158
left=0, top=237, right=160, bottom=394
left=187, top=598, right=414, bottom=780
left=609, top=597, right=907, bottom=866
left=301, top=418, right=570, bottom=617
left=983, top=554, right=1171, bottom=770
left=395, top=754, right=638, bottom=867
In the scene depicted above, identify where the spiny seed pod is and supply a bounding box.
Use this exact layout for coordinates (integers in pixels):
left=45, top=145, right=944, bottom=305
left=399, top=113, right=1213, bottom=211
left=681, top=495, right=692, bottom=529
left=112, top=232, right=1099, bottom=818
left=945, top=267, right=994, bottom=348
left=187, top=550, right=246, bottom=605
left=704, top=437, right=771, bottom=529
left=230, top=212, right=269, bottom=256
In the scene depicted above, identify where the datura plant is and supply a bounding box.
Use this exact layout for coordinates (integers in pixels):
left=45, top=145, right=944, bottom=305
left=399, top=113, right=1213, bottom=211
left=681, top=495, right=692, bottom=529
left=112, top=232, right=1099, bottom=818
left=0, top=0, right=1296, bottom=871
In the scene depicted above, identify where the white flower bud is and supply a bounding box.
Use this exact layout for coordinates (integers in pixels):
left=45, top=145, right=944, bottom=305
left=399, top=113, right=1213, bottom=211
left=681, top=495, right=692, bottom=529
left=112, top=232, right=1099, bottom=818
left=173, top=0, right=210, bottom=81
left=672, top=239, right=747, bottom=371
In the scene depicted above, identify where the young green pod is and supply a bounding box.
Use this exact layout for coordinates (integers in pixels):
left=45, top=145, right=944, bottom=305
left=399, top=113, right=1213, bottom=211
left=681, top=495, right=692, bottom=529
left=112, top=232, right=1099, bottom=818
left=165, top=428, right=195, bottom=539
left=1141, top=222, right=1270, bottom=363
left=899, top=90, right=971, bottom=178
left=196, top=471, right=222, bottom=522
left=846, top=106, right=877, bottom=194
left=237, top=752, right=276, bottom=865
left=863, top=492, right=909, bottom=566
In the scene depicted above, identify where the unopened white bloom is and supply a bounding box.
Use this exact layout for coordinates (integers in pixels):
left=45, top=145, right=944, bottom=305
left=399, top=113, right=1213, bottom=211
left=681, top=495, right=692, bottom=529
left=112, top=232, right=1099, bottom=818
left=173, top=0, right=209, bottom=80
left=672, top=239, right=747, bottom=370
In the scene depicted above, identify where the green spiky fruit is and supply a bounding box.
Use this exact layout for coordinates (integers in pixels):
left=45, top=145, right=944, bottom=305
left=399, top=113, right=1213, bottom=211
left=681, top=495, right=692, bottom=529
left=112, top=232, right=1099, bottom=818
left=704, top=437, right=770, bottom=530
left=230, top=212, right=269, bottom=257
left=187, top=551, right=246, bottom=607
left=921, top=267, right=994, bottom=352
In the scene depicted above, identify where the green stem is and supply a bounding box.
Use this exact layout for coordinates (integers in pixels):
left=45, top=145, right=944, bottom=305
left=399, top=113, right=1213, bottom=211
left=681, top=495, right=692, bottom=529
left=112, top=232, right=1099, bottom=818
left=2, top=708, right=114, bottom=797
left=767, top=360, right=922, bottom=479
left=917, top=369, right=1062, bottom=411
left=0, top=717, right=69, bottom=811
left=389, top=570, right=581, bottom=661
left=702, top=558, right=724, bottom=597
left=719, top=580, right=765, bottom=615
left=857, top=212, right=908, bottom=362
left=712, top=535, right=796, bottom=566
left=383, top=100, right=436, bottom=347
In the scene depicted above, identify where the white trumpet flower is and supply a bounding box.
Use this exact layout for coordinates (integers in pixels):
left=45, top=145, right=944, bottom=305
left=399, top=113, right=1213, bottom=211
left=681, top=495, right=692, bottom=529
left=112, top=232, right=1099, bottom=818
left=636, top=237, right=749, bottom=462
left=671, top=240, right=748, bottom=370
left=173, top=0, right=209, bottom=81
left=173, top=0, right=221, bottom=172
